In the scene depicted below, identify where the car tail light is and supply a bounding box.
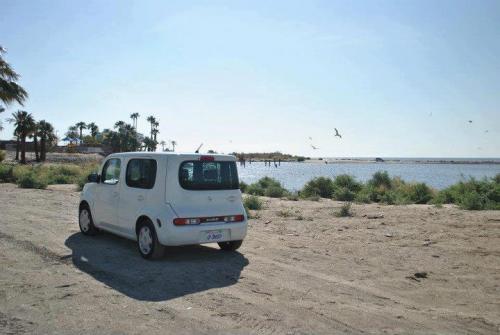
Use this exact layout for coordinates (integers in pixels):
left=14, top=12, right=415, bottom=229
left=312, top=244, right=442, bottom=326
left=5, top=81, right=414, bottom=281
left=199, top=155, right=214, bottom=161
left=173, top=218, right=201, bottom=225
left=173, top=214, right=244, bottom=225
left=223, top=215, right=244, bottom=222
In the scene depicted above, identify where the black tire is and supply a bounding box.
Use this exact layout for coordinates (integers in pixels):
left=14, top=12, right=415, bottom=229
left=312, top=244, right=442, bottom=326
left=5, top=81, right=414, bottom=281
left=137, top=220, right=165, bottom=260
left=218, top=240, right=243, bottom=251
left=79, top=204, right=98, bottom=236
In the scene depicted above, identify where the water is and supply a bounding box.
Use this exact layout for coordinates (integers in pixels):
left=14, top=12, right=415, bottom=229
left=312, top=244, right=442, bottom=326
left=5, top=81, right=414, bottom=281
left=237, top=161, right=500, bottom=190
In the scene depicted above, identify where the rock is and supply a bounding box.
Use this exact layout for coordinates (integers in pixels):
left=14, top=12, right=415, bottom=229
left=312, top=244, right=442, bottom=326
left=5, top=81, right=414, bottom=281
left=385, top=233, right=393, bottom=237
left=367, top=214, right=384, bottom=219
left=264, top=220, right=272, bottom=225
left=414, top=272, right=428, bottom=279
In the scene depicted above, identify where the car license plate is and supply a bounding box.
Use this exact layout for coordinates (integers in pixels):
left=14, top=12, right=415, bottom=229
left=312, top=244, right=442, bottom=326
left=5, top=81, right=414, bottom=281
left=205, top=230, right=224, bottom=241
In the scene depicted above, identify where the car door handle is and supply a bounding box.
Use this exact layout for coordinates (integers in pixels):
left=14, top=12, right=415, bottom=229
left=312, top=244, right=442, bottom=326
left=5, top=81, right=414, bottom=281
left=137, top=195, right=144, bottom=201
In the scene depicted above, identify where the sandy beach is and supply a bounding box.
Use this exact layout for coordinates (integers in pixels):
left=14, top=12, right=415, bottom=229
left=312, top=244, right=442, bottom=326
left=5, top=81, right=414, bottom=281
left=0, top=183, right=499, bottom=334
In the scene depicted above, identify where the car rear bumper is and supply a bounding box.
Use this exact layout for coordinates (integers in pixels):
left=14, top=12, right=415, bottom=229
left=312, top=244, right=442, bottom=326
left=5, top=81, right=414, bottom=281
left=157, top=220, right=247, bottom=246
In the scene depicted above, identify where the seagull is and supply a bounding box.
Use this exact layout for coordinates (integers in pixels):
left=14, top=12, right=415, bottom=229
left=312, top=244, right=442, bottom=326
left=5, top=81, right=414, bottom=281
left=334, top=128, right=342, bottom=138
left=485, top=130, right=489, bottom=133
left=468, top=120, right=473, bottom=123
left=308, top=136, right=313, bottom=141
left=310, top=144, right=319, bottom=150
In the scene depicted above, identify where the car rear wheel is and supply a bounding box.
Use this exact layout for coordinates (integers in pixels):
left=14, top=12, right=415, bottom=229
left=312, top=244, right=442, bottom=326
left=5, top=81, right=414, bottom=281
left=218, top=240, right=243, bottom=251
left=79, top=205, right=98, bottom=236
left=137, top=221, right=164, bottom=260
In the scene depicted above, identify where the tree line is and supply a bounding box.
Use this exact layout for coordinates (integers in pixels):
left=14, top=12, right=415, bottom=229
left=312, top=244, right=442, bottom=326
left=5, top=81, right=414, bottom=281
left=65, top=114, right=177, bottom=153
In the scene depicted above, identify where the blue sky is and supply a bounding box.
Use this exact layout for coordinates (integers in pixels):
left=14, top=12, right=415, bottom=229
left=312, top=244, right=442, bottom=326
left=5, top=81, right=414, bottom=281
left=1, top=0, right=499, bottom=157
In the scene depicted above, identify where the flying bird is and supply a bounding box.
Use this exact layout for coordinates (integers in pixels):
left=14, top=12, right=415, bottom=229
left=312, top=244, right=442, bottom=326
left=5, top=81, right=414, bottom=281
left=468, top=120, right=473, bottom=123
left=485, top=130, right=489, bottom=133
left=308, top=136, right=313, bottom=141
left=334, top=128, right=342, bottom=138
left=310, top=144, right=319, bottom=150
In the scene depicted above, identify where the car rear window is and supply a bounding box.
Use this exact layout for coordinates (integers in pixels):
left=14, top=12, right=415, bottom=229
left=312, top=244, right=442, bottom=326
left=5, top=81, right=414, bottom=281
left=179, top=161, right=239, bottom=190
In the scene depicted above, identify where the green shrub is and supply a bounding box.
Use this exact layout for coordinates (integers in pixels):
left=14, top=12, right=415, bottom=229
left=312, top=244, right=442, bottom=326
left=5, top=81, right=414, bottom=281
left=406, top=183, right=433, bottom=204
left=246, top=183, right=265, bottom=196
left=380, top=190, right=397, bottom=204
left=487, top=183, right=500, bottom=203
left=301, top=177, right=335, bottom=198
left=369, top=171, right=392, bottom=189
left=334, top=187, right=356, bottom=201
left=333, top=174, right=362, bottom=193
left=0, top=164, right=15, bottom=183
left=246, top=177, right=287, bottom=198
left=0, top=150, right=5, bottom=163
left=354, top=188, right=372, bottom=203
left=244, top=195, right=263, bottom=210
left=335, top=203, right=353, bottom=217
left=265, top=185, right=286, bottom=198
left=437, top=177, right=499, bottom=210
left=239, top=181, right=248, bottom=193
left=257, top=176, right=280, bottom=189
left=77, top=174, right=88, bottom=191
left=459, top=191, right=487, bottom=210
left=494, top=173, right=500, bottom=184
left=285, top=193, right=299, bottom=201
left=16, top=172, right=48, bottom=189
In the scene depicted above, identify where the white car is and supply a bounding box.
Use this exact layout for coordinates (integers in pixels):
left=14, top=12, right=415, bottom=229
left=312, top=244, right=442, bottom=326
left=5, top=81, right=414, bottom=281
left=79, top=152, right=247, bottom=259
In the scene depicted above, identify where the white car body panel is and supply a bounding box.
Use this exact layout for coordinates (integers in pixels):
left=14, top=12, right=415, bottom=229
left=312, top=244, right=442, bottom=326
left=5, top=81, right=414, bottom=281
left=80, top=152, right=247, bottom=246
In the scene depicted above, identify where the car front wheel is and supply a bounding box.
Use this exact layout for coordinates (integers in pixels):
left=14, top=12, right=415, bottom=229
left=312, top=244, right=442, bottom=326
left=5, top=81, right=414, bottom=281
left=79, top=205, right=98, bottom=235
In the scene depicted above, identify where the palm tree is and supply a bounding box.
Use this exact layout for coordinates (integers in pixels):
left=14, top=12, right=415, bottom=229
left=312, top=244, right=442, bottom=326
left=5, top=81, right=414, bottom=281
left=143, top=137, right=155, bottom=152
left=29, top=122, right=40, bottom=162
left=130, top=113, right=140, bottom=129
left=9, top=110, right=34, bottom=164
left=37, top=120, right=55, bottom=161
left=75, top=122, right=87, bottom=145
left=0, top=46, right=28, bottom=107
left=0, top=106, right=4, bottom=132
left=146, top=116, right=156, bottom=138
left=160, top=140, right=166, bottom=151
left=151, top=128, right=159, bottom=151
left=65, top=126, right=79, bottom=145
left=114, top=120, right=125, bottom=129
left=171, top=140, right=177, bottom=152
left=87, top=122, right=99, bottom=138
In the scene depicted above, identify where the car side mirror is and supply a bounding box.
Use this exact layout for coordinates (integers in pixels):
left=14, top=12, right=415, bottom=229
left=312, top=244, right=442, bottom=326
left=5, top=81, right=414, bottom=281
left=87, top=173, right=100, bottom=183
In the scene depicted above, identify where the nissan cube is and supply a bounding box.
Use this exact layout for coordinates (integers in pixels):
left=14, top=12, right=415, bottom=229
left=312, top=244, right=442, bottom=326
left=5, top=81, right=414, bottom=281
left=79, top=152, right=247, bottom=259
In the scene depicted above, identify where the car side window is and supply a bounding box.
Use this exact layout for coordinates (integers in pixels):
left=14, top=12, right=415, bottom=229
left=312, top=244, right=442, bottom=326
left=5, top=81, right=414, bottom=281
left=126, top=159, right=157, bottom=189
left=102, top=158, right=121, bottom=185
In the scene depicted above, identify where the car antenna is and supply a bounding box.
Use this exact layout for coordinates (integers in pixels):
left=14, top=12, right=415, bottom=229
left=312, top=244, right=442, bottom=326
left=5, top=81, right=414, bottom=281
left=195, top=143, right=203, bottom=153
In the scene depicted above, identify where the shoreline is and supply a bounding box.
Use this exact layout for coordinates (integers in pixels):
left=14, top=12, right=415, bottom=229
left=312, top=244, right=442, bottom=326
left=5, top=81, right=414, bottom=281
left=306, top=158, right=500, bottom=165
left=247, top=158, right=500, bottom=165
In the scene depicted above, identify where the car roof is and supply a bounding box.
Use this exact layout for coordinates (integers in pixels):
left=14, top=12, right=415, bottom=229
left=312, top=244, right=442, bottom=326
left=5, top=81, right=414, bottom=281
left=107, top=152, right=236, bottom=159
